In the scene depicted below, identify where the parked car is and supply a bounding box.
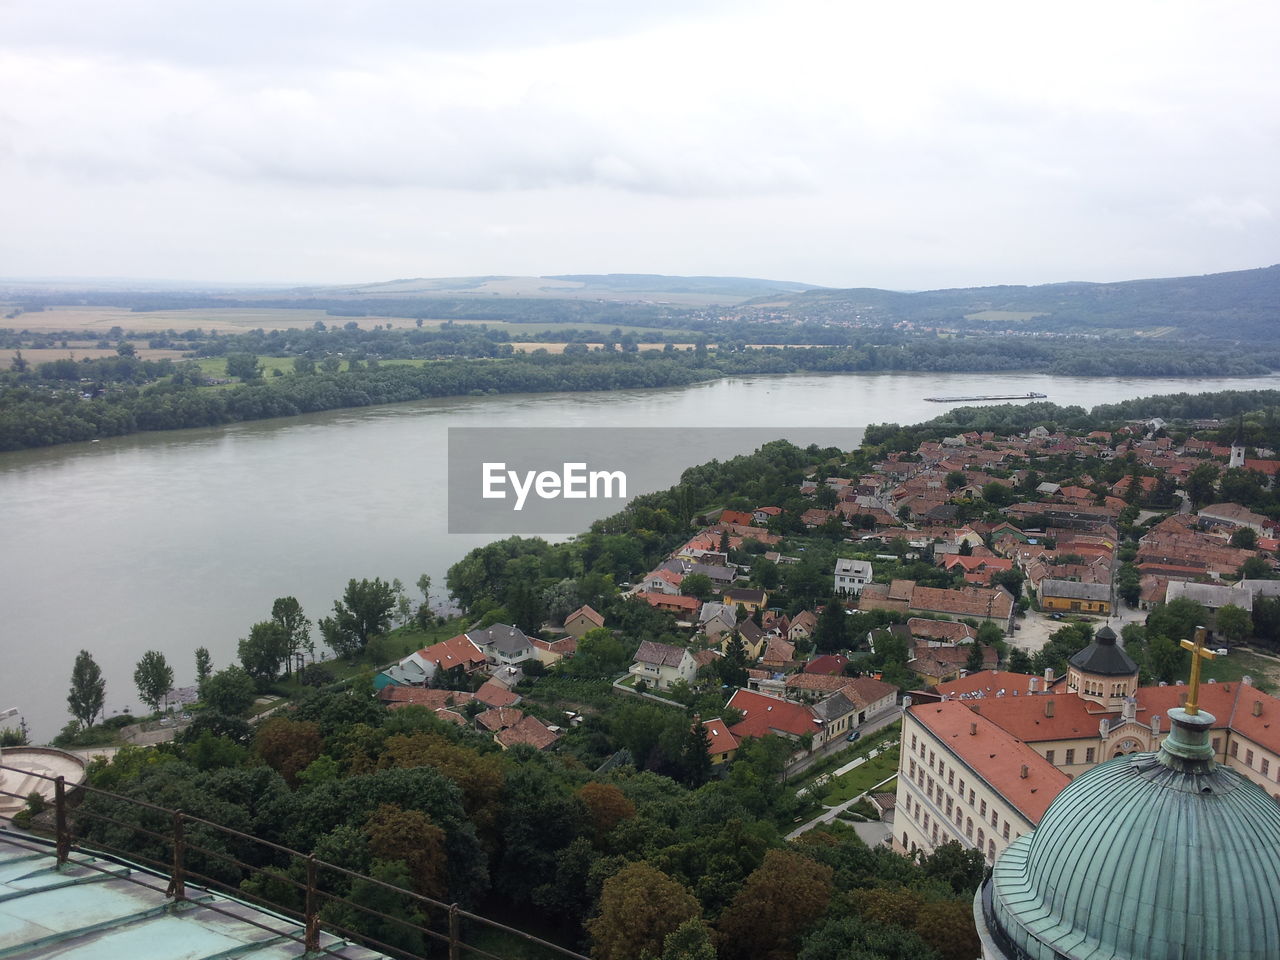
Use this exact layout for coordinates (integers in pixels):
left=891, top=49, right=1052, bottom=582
left=1215, top=647, right=1230, bottom=656
left=846, top=731, right=862, bottom=742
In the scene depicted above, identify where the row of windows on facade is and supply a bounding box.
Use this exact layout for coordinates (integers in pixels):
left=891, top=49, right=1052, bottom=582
left=902, top=789, right=1002, bottom=863
left=909, top=760, right=1013, bottom=842
left=1069, top=678, right=1129, bottom=698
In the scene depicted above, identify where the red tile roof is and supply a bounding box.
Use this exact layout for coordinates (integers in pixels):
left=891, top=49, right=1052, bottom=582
left=803, top=654, right=849, bottom=676
left=475, top=680, right=521, bottom=708
left=935, top=670, right=1060, bottom=699
left=379, top=687, right=474, bottom=710
left=911, top=700, right=1069, bottom=823
left=701, top=717, right=740, bottom=757
left=728, top=689, right=823, bottom=740
left=565, top=604, right=605, bottom=628
left=495, top=715, right=559, bottom=750
left=418, top=634, right=487, bottom=671
left=476, top=706, right=525, bottom=732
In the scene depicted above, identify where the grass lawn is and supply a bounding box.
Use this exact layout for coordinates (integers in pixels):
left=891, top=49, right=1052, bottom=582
left=821, top=747, right=900, bottom=806
left=790, top=721, right=900, bottom=794
left=1202, top=649, right=1279, bottom=692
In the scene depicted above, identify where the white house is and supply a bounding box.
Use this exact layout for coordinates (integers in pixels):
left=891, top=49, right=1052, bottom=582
left=628, top=640, right=698, bottom=691
left=834, top=558, right=873, bottom=597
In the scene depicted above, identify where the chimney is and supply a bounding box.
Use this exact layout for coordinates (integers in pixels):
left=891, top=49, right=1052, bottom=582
left=972, top=704, right=981, bottom=715
left=1150, top=715, right=1161, bottom=736
left=902, top=695, right=913, bottom=712
left=1243, top=675, right=1255, bottom=688
left=1029, top=677, right=1040, bottom=694
left=1045, top=699, right=1055, bottom=718
left=1254, top=700, right=1264, bottom=717
left=1020, top=764, right=1029, bottom=779
left=1099, top=719, right=1109, bottom=737
left=1179, top=692, right=1188, bottom=707
left=1044, top=667, right=1055, bottom=684
left=970, top=722, right=978, bottom=736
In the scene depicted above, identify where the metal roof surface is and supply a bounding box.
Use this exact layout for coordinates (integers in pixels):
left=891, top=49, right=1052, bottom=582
left=0, top=831, right=388, bottom=960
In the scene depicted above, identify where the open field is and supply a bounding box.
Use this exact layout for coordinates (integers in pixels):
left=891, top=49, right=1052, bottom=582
left=0, top=346, right=189, bottom=364
left=964, top=310, right=1045, bottom=323
left=1204, top=648, right=1280, bottom=692
left=1, top=306, right=427, bottom=334
left=1, top=305, right=698, bottom=339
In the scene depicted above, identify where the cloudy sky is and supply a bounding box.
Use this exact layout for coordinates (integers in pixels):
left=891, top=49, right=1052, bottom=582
left=1, top=0, right=1276, bottom=289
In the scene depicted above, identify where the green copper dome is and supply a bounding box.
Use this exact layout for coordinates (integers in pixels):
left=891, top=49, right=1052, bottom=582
left=977, top=708, right=1280, bottom=959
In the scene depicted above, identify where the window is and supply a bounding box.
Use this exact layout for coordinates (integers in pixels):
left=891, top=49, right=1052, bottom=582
left=989, top=840, right=996, bottom=860
left=1046, top=750, right=1056, bottom=764
left=946, top=797, right=953, bottom=816
left=1263, top=759, right=1270, bottom=777
left=1247, top=749, right=1255, bottom=766
left=911, top=734, right=917, bottom=750
left=959, top=778, right=966, bottom=796
left=909, top=759, right=917, bottom=778
left=968, top=789, right=975, bottom=806
left=1065, top=749, right=1075, bottom=765
left=948, top=770, right=955, bottom=787
left=1003, top=823, right=1010, bottom=840
left=930, top=750, right=935, bottom=765
left=991, top=810, right=998, bottom=827
left=1086, top=747, right=1096, bottom=763
left=977, top=828, right=985, bottom=850
left=927, top=783, right=934, bottom=801
left=1212, top=738, right=1221, bottom=752
left=966, top=817, right=973, bottom=839
left=980, top=800, right=987, bottom=817
left=1231, top=741, right=1239, bottom=758
left=932, top=825, right=939, bottom=845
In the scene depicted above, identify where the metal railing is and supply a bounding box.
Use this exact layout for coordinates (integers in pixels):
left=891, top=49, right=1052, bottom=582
left=1, top=763, right=589, bottom=960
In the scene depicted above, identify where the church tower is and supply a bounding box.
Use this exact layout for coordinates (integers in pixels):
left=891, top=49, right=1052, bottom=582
left=1230, top=415, right=1246, bottom=469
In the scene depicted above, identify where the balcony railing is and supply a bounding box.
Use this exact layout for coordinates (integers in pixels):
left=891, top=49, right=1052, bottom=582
left=1, top=762, right=589, bottom=960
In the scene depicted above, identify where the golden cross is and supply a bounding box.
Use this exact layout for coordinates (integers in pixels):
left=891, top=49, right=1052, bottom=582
left=1179, top=626, right=1216, bottom=715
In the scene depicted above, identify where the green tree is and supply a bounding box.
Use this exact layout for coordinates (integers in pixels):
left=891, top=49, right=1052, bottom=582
left=716, top=849, right=834, bottom=960
left=751, top=557, right=780, bottom=590
left=67, top=649, right=106, bottom=728
left=965, top=642, right=984, bottom=673
left=920, top=840, right=985, bottom=894
left=1146, top=635, right=1187, bottom=684
left=195, top=646, right=212, bottom=686
left=319, top=578, right=397, bottom=658
left=1008, top=647, right=1033, bottom=673
left=133, top=650, right=174, bottom=713
left=1215, top=604, right=1252, bottom=643
left=588, top=862, right=702, bottom=960
left=1146, top=597, right=1207, bottom=643
left=200, top=666, right=257, bottom=716
left=271, top=596, right=312, bottom=676
left=815, top=598, right=847, bottom=652
left=662, top=919, right=717, bottom=960
left=682, top=573, right=715, bottom=601
left=1185, top=462, right=1219, bottom=510
left=225, top=352, right=263, bottom=380
left=238, top=621, right=290, bottom=689
left=1230, top=526, right=1259, bottom=549
left=1239, top=556, right=1276, bottom=580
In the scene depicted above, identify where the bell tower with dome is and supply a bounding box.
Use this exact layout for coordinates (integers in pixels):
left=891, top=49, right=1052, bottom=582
left=975, top=630, right=1280, bottom=959
left=1064, top=623, right=1138, bottom=709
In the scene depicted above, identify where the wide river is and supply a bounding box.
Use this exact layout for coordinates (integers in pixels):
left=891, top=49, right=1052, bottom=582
left=3, top=370, right=1275, bottom=740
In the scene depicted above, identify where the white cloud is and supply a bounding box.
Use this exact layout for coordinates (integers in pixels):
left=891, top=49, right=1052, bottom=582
left=0, top=0, right=1277, bottom=286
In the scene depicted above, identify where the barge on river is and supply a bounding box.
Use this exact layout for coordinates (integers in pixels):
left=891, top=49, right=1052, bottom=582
left=923, top=391, right=1048, bottom=403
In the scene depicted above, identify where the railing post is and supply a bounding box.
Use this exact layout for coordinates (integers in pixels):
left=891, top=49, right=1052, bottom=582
left=448, top=903, right=460, bottom=960
left=168, top=810, right=185, bottom=901
left=54, top=776, right=69, bottom=866
left=305, top=855, right=320, bottom=953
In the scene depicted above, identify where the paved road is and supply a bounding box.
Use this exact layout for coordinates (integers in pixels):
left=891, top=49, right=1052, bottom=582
left=783, top=708, right=901, bottom=779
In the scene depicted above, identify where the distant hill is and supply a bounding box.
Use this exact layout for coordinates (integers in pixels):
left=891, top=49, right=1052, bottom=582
left=302, top=273, right=823, bottom=306
left=743, top=265, right=1280, bottom=340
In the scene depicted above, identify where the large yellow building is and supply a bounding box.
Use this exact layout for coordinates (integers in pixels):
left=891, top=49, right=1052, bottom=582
left=896, top=626, right=1280, bottom=863
left=1038, top=578, right=1111, bottom=616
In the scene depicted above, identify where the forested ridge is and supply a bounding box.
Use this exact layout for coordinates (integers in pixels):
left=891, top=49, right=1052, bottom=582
left=3, top=326, right=1277, bottom=451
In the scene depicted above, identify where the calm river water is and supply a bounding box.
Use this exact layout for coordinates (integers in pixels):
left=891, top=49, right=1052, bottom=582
left=2, top=370, right=1275, bottom=740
